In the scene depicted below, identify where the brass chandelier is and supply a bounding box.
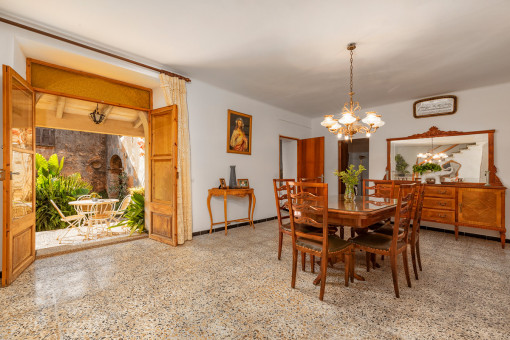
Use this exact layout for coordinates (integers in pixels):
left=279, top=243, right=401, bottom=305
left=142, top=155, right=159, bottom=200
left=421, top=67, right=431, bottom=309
left=321, top=43, right=384, bottom=140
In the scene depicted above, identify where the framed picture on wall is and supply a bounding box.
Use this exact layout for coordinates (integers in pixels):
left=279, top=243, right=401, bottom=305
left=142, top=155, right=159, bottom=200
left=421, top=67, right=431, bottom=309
left=413, top=95, right=457, bottom=118
left=227, top=110, right=252, bottom=155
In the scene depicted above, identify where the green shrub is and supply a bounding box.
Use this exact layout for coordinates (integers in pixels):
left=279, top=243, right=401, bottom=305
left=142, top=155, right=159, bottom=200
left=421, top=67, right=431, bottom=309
left=112, top=190, right=145, bottom=235
left=35, top=154, right=92, bottom=231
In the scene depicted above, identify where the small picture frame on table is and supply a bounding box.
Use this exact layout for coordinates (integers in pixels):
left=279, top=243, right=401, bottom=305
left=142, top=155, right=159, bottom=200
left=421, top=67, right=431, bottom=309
left=237, top=179, right=249, bottom=188
left=219, top=178, right=227, bottom=189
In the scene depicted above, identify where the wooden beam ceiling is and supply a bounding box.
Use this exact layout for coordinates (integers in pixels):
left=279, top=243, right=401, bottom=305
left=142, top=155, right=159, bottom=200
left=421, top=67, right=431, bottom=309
left=55, top=97, right=66, bottom=119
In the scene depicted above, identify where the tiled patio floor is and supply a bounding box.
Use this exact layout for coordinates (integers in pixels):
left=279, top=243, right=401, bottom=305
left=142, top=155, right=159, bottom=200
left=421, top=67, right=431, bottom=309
left=36, top=226, right=147, bottom=258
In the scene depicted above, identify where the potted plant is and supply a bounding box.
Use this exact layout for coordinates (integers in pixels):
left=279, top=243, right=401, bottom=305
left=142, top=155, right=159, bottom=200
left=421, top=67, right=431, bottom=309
left=334, top=164, right=366, bottom=202
left=90, top=192, right=101, bottom=202
left=412, top=162, right=442, bottom=175
left=395, top=154, right=410, bottom=177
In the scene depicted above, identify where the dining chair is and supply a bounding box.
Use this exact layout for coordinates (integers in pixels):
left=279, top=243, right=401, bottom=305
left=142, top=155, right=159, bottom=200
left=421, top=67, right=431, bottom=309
left=287, top=181, right=353, bottom=301
left=362, top=179, right=395, bottom=231
left=273, top=179, right=314, bottom=271
left=351, top=183, right=416, bottom=298
left=77, top=194, right=92, bottom=200
left=50, top=199, right=85, bottom=244
left=374, top=184, right=425, bottom=280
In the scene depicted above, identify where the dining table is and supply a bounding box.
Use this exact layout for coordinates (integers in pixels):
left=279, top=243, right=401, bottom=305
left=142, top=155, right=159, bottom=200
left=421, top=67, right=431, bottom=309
left=313, top=194, right=399, bottom=284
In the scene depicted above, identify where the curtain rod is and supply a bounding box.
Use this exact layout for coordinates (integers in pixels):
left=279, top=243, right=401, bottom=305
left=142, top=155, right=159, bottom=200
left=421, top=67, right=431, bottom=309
left=0, top=16, right=191, bottom=82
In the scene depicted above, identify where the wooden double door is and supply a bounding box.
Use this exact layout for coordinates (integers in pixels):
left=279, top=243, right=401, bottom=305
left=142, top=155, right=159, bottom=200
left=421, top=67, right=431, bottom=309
left=2, top=66, right=179, bottom=286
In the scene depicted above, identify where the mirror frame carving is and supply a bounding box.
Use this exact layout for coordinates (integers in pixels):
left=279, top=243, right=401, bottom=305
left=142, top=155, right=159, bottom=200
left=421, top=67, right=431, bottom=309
left=385, top=126, right=502, bottom=186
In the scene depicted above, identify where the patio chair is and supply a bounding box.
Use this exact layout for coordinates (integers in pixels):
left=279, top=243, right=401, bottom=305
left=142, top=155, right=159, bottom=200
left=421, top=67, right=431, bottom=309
left=77, top=195, right=92, bottom=200
left=50, top=199, right=85, bottom=244
left=110, top=195, right=132, bottom=233
left=86, top=201, right=117, bottom=239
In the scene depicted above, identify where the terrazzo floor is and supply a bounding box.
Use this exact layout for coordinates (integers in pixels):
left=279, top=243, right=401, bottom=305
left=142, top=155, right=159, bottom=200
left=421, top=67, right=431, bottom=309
left=1, top=220, right=509, bottom=339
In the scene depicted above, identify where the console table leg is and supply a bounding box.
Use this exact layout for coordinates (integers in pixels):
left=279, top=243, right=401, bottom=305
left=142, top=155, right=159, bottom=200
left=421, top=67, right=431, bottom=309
left=207, top=193, right=213, bottom=234
left=223, top=192, right=228, bottom=235
left=248, top=194, right=254, bottom=228
left=251, top=193, right=256, bottom=228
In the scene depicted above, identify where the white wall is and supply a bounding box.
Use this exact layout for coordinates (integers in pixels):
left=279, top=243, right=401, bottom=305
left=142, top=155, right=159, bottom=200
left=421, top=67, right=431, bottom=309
left=313, top=82, right=510, bottom=238
left=185, top=80, right=311, bottom=232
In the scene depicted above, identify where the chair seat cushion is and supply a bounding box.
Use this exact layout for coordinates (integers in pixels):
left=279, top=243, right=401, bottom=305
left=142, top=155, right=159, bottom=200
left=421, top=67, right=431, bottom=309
left=281, top=222, right=315, bottom=233
left=296, top=235, right=351, bottom=253
left=352, top=233, right=405, bottom=251
left=368, top=219, right=391, bottom=231
left=374, top=223, right=403, bottom=236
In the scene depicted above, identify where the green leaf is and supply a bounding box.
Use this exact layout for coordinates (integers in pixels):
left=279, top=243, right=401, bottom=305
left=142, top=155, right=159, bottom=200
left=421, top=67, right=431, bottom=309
left=47, top=154, right=60, bottom=176
left=35, top=153, right=47, bottom=172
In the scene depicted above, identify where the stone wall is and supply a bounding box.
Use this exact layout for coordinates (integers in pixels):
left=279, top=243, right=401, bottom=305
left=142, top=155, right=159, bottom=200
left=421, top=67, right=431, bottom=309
left=36, top=128, right=145, bottom=196
left=36, top=128, right=108, bottom=193
left=106, top=135, right=145, bottom=197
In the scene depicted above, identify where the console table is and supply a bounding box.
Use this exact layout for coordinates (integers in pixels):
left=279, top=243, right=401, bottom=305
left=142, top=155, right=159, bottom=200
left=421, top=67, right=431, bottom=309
left=207, top=188, right=256, bottom=235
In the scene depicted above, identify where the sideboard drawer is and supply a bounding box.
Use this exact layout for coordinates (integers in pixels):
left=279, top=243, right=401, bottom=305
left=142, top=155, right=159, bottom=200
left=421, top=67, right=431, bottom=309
left=422, top=208, right=455, bottom=224
left=424, top=186, right=456, bottom=198
left=423, top=197, right=455, bottom=210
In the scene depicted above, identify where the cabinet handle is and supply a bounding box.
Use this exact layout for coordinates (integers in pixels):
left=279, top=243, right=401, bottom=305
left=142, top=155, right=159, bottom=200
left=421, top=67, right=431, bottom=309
left=459, top=203, right=463, bottom=213
left=439, top=214, right=447, bottom=218
left=438, top=202, right=447, bottom=206
left=439, top=190, right=447, bottom=194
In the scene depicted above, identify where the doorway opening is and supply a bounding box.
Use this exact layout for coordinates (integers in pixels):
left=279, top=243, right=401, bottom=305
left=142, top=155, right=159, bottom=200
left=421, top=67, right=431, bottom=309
left=338, top=138, right=369, bottom=195
left=279, top=136, right=298, bottom=179
left=34, top=94, right=147, bottom=257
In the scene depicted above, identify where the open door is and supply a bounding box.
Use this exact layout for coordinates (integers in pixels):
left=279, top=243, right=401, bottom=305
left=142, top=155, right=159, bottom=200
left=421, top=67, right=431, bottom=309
left=147, top=105, right=178, bottom=246
left=2, top=66, right=36, bottom=286
left=297, top=137, right=324, bottom=181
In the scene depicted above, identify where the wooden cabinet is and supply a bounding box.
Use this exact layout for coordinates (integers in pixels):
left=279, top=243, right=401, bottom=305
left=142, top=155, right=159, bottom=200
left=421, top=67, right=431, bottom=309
left=458, top=188, right=503, bottom=228
left=393, top=182, right=506, bottom=248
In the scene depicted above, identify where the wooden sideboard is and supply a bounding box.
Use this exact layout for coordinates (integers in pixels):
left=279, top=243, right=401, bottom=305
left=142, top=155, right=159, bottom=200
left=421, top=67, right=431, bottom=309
left=385, top=182, right=506, bottom=248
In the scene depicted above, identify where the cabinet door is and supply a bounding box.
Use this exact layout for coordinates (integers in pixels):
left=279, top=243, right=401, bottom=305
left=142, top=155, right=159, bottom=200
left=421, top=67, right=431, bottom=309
left=458, top=188, right=503, bottom=228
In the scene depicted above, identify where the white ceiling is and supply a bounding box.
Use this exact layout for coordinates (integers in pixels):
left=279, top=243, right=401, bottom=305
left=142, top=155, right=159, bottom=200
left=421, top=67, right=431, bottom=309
left=2, top=0, right=510, bottom=117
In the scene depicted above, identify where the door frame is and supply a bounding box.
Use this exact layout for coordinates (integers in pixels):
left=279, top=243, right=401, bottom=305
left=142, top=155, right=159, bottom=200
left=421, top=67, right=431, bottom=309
left=278, top=135, right=299, bottom=179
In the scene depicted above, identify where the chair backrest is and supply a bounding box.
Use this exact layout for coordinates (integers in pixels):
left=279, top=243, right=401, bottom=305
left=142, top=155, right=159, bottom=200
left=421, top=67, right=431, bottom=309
left=362, top=179, right=395, bottom=199
left=118, top=195, right=132, bottom=212
left=410, top=184, right=426, bottom=243
left=299, top=177, right=323, bottom=183
left=49, top=199, right=66, bottom=219
left=273, top=179, right=295, bottom=229
left=287, top=182, right=328, bottom=250
left=77, top=195, right=91, bottom=201
left=391, top=183, right=417, bottom=246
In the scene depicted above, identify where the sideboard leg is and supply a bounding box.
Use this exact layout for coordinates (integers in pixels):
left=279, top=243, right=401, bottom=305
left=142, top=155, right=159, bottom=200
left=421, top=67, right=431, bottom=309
left=454, top=225, right=459, bottom=240
left=501, top=232, right=506, bottom=249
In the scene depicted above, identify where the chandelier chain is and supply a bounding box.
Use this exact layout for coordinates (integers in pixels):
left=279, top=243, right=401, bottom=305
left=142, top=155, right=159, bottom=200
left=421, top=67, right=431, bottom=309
left=349, top=49, right=354, bottom=94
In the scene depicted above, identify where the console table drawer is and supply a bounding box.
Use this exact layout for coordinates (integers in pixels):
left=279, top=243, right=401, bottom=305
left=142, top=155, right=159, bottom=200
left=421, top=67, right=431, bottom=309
left=424, top=186, right=456, bottom=198
left=423, top=197, right=455, bottom=210
left=422, top=208, right=455, bottom=224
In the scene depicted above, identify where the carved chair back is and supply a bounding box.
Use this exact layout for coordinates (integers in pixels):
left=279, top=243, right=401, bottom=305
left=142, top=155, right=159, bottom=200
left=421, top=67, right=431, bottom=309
left=410, top=184, right=426, bottom=244
left=273, top=179, right=295, bottom=231
left=287, top=182, right=328, bottom=248
left=362, top=179, right=395, bottom=199
left=391, top=183, right=417, bottom=247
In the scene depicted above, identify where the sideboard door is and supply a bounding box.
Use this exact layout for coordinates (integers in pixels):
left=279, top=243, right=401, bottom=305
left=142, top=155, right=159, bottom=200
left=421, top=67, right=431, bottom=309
left=458, top=188, right=502, bottom=228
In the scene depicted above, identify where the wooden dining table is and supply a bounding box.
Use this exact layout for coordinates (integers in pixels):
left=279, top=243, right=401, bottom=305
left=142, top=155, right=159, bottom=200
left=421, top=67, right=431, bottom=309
left=314, top=195, right=398, bottom=284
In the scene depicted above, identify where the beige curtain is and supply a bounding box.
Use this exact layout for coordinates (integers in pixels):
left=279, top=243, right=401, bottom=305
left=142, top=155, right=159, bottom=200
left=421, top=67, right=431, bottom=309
left=159, top=74, right=192, bottom=244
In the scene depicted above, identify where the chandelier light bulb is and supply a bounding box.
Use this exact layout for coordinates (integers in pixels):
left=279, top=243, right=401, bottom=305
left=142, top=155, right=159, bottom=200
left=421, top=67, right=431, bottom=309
left=366, top=132, right=371, bottom=137
left=344, top=135, right=349, bottom=141
left=321, top=115, right=335, bottom=128
left=337, top=133, right=343, bottom=139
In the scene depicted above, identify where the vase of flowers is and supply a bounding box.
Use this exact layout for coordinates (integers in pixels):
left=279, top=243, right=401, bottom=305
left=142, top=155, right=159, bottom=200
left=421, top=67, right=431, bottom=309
left=334, top=164, right=366, bottom=202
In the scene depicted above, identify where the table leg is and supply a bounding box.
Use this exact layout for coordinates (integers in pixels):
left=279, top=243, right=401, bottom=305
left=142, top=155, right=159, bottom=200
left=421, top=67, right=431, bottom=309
left=207, top=192, right=214, bottom=234
left=313, top=253, right=365, bottom=285
left=224, top=192, right=228, bottom=235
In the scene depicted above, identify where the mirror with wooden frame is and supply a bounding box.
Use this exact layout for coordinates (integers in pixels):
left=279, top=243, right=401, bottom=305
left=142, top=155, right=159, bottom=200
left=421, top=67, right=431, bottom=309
left=386, top=126, right=501, bottom=185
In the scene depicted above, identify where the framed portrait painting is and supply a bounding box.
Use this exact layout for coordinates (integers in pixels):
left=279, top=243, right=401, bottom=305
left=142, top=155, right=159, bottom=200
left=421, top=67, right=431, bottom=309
left=227, top=110, right=252, bottom=155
